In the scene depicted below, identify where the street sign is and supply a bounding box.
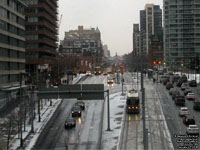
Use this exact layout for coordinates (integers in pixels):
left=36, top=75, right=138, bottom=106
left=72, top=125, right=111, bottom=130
left=37, top=84, right=104, bottom=100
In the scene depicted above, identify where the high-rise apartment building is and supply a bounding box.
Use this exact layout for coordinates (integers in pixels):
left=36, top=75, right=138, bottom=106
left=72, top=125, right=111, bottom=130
left=164, top=0, right=200, bottom=65
left=140, top=4, right=162, bottom=55
left=132, top=24, right=141, bottom=56
left=0, top=0, right=26, bottom=110
left=24, top=0, right=58, bottom=77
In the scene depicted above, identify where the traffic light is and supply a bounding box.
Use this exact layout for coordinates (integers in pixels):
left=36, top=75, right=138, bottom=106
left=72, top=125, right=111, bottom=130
left=181, top=61, right=184, bottom=67
left=158, top=61, right=162, bottom=65
left=153, top=61, right=156, bottom=65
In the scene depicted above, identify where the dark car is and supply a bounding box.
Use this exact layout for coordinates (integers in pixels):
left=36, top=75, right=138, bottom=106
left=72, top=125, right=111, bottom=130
left=172, top=74, right=180, bottom=83
left=169, top=88, right=176, bottom=95
left=175, top=95, right=185, bottom=106
left=184, top=88, right=192, bottom=96
left=71, top=106, right=82, bottom=117
left=75, top=101, right=85, bottom=110
left=176, top=77, right=187, bottom=87
left=189, top=80, right=197, bottom=87
left=181, top=75, right=188, bottom=82
left=183, top=115, right=195, bottom=126
left=64, top=118, right=76, bottom=128
left=172, top=91, right=181, bottom=100
left=193, top=102, right=200, bottom=111
left=163, top=78, right=170, bottom=85
left=166, top=82, right=174, bottom=90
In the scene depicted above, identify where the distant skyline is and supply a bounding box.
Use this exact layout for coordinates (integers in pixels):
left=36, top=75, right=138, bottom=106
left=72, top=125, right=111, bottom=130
left=58, top=0, right=163, bottom=56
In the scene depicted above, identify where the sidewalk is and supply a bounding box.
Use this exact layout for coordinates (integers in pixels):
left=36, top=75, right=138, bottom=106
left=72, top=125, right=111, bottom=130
left=9, top=99, right=62, bottom=150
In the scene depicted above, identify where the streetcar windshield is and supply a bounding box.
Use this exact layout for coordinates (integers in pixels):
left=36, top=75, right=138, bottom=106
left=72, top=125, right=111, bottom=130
left=127, top=98, right=139, bottom=105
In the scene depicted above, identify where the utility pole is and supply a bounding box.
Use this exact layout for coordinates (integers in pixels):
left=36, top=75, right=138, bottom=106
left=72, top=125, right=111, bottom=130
left=141, top=64, right=148, bottom=150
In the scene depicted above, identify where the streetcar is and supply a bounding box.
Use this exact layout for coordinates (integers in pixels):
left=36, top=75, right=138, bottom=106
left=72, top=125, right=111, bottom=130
left=126, top=90, right=140, bottom=114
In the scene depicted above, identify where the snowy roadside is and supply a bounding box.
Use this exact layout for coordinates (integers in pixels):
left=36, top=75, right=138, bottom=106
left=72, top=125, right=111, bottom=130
left=101, top=91, right=127, bottom=150
left=9, top=98, right=62, bottom=150
left=9, top=74, right=86, bottom=150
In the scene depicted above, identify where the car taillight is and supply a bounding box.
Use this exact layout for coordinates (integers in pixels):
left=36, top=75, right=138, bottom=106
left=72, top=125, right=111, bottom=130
left=186, top=118, right=188, bottom=122
left=132, top=107, right=134, bottom=109
left=128, top=107, right=131, bottom=109
left=78, top=111, right=81, bottom=113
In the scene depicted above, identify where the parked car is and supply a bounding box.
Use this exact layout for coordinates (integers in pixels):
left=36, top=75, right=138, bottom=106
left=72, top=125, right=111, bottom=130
left=159, top=75, right=167, bottom=83
left=193, top=101, right=200, bottom=111
left=175, top=95, right=185, bottom=106
left=163, top=78, right=170, bottom=85
left=184, top=88, right=192, bottom=96
left=166, top=82, right=174, bottom=90
left=75, top=101, right=85, bottom=110
left=179, top=107, right=189, bottom=117
left=172, top=74, right=180, bottom=83
left=176, top=79, right=183, bottom=87
left=172, top=91, right=181, bottom=100
left=181, top=75, right=188, bottom=82
left=186, top=125, right=199, bottom=135
left=169, top=88, right=176, bottom=95
left=71, top=106, right=82, bottom=117
left=177, top=76, right=187, bottom=87
left=168, top=71, right=174, bottom=75
left=181, top=83, right=189, bottom=91
left=189, top=80, right=197, bottom=87
left=183, top=115, right=195, bottom=126
left=64, top=118, right=76, bottom=129
left=186, top=93, right=195, bottom=100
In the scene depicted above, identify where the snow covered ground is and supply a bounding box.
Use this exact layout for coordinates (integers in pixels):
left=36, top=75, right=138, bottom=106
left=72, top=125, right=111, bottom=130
left=9, top=72, right=196, bottom=149
left=9, top=98, right=62, bottom=150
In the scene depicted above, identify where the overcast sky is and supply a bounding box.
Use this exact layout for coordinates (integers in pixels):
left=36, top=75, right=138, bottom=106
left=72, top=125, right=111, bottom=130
left=58, top=0, right=163, bottom=56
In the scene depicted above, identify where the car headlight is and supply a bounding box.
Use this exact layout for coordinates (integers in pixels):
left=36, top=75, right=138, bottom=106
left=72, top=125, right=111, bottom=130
left=128, top=107, right=131, bottom=109
left=78, top=111, right=81, bottom=113
left=72, top=111, right=74, bottom=113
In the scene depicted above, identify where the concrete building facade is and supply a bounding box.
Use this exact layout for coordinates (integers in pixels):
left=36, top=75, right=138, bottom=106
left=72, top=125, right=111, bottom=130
left=140, top=4, right=162, bottom=55
left=0, top=0, right=26, bottom=110
left=164, top=0, right=200, bottom=66
left=24, top=0, right=58, bottom=78
left=132, top=24, right=141, bottom=56
left=60, top=26, right=103, bottom=71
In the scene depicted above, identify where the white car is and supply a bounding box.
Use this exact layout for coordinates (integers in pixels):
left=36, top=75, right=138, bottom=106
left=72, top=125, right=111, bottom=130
left=181, top=83, right=189, bottom=91
left=186, top=125, right=199, bottom=135
left=186, top=93, right=195, bottom=100
left=179, top=107, right=189, bottom=116
left=86, top=71, right=92, bottom=76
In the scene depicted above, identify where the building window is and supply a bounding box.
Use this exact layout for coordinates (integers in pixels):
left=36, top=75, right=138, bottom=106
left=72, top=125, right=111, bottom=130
left=9, top=37, right=18, bottom=46
left=0, top=7, right=8, bottom=19
left=27, top=16, right=38, bottom=22
left=0, top=34, right=8, bottom=44
left=0, top=0, right=7, bottom=6
left=9, top=0, right=17, bottom=11
left=0, top=20, right=8, bottom=31
left=0, top=62, right=9, bottom=70
left=26, top=34, right=38, bottom=40
left=18, top=17, right=24, bottom=26
left=0, top=75, right=8, bottom=84
left=0, top=48, right=9, bottom=57
left=10, top=12, right=17, bottom=23
left=9, top=24, right=17, bottom=34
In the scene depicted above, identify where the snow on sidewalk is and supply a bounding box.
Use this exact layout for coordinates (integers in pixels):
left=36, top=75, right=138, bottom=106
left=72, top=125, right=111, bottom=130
left=101, top=92, right=126, bottom=150
left=9, top=98, right=62, bottom=150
